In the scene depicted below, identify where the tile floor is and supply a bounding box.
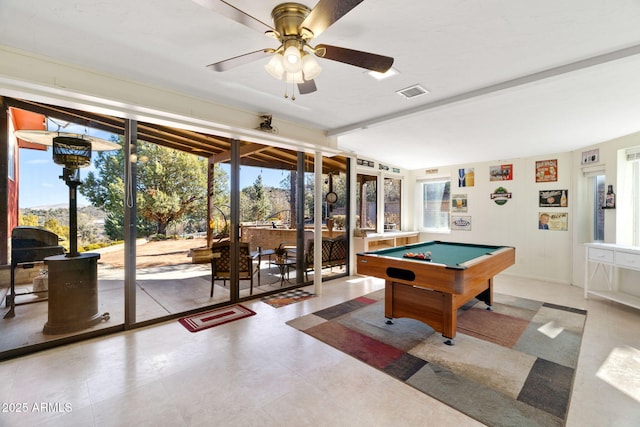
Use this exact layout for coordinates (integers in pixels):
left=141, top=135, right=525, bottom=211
left=0, top=274, right=639, bottom=426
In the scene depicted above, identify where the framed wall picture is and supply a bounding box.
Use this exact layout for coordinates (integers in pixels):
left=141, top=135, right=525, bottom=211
left=451, top=216, right=472, bottom=231
left=536, top=159, right=557, bottom=182
left=581, top=149, right=599, bottom=165
left=538, top=212, right=568, bottom=231
left=489, top=164, right=513, bottom=181
left=458, top=168, right=475, bottom=187
left=451, top=194, right=468, bottom=212
left=490, top=187, right=512, bottom=205
left=539, top=190, right=568, bottom=207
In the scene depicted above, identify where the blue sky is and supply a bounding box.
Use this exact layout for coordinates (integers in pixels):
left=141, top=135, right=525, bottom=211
left=19, top=121, right=107, bottom=208
left=19, top=156, right=286, bottom=208
left=18, top=124, right=286, bottom=208
left=19, top=147, right=91, bottom=208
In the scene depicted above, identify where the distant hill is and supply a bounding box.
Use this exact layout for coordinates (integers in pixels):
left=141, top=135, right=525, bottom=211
left=20, top=205, right=108, bottom=244
left=20, top=205, right=106, bottom=227
left=27, top=203, right=88, bottom=210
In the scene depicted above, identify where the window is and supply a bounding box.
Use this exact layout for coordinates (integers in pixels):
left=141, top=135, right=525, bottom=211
left=8, top=121, right=15, bottom=180
left=356, top=173, right=377, bottom=230
left=421, top=179, right=451, bottom=231
left=384, top=177, right=401, bottom=230
left=583, top=164, right=606, bottom=242
left=628, top=148, right=640, bottom=245
left=593, top=175, right=605, bottom=241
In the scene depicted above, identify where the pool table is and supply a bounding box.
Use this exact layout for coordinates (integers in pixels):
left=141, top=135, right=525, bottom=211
left=356, top=241, right=515, bottom=344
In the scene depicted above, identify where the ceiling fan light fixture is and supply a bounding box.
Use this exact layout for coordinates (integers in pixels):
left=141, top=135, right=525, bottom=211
left=265, top=54, right=285, bottom=80
left=283, top=45, right=302, bottom=73
left=199, top=0, right=395, bottom=96
left=301, top=53, right=322, bottom=80
left=285, top=70, right=304, bottom=84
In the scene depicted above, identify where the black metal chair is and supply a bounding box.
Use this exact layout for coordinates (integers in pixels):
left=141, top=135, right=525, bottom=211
left=303, top=235, right=347, bottom=280
left=210, top=241, right=259, bottom=297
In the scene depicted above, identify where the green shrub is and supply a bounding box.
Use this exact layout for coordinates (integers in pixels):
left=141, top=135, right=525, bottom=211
left=80, top=240, right=122, bottom=252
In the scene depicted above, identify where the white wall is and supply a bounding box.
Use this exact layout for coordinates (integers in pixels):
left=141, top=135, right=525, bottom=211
left=402, top=131, right=640, bottom=294
left=409, top=154, right=573, bottom=284
left=571, top=131, right=640, bottom=296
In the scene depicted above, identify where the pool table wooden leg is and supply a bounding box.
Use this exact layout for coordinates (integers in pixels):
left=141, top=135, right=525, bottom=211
left=385, top=280, right=458, bottom=344
left=476, top=278, right=494, bottom=309
left=384, top=281, right=394, bottom=322
left=442, top=292, right=456, bottom=344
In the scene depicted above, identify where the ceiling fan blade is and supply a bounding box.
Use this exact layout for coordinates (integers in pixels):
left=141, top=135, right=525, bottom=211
left=298, top=79, right=317, bottom=95
left=315, top=44, right=394, bottom=73
left=192, top=0, right=274, bottom=33
left=301, top=0, right=364, bottom=38
left=207, top=49, right=272, bottom=72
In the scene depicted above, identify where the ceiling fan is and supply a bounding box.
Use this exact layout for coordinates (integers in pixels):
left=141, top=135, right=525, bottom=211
left=193, top=0, right=394, bottom=98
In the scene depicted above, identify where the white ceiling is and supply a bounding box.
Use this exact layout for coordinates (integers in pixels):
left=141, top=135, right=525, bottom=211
left=2, top=0, right=640, bottom=169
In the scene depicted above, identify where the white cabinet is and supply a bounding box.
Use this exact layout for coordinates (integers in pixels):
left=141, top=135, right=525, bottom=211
left=584, top=243, right=640, bottom=310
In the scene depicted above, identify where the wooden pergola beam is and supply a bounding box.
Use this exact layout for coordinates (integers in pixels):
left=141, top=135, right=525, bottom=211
left=212, top=142, right=271, bottom=164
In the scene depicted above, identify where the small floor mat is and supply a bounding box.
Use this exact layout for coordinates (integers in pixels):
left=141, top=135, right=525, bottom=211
left=262, top=289, right=316, bottom=308
left=179, top=304, right=255, bottom=332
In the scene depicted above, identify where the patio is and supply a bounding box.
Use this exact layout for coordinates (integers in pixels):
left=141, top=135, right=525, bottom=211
left=0, top=248, right=345, bottom=356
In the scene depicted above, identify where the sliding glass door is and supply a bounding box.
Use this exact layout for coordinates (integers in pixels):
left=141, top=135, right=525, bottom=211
left=1, top=97, right=351, bottom=359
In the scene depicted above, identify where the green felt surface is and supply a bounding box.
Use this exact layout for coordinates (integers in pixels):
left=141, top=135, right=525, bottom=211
left=368, top=241, right=507, bottom=267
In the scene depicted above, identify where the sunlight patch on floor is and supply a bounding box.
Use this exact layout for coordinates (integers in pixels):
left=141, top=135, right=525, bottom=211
left=596, top=345, right=640, bottom=402
left=537, top=320, right=564, bottom=339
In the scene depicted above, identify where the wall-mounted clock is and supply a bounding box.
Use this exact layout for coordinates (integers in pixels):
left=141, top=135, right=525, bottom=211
left=325, top=191, right=338, bottom=204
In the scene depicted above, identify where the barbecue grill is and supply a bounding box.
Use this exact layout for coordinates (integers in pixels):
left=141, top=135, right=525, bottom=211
left=4, top=226, right=65, bottom=319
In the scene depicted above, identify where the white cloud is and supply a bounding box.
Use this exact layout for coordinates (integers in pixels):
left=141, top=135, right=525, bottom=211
left=26, top=159, right=50, bottom=165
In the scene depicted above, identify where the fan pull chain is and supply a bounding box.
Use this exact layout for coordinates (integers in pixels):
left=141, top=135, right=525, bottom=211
left=283, top=80, right=297, bottom=101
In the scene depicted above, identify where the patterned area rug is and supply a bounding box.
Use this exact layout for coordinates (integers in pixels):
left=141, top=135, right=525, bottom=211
left=287, top=290, right=587, bottom=427
left=179, top=304, right=255, bottom=332
left=262, top=289, right=316, bottom=308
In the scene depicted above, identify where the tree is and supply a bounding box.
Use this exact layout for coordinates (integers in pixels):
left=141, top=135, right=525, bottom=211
left=241, top=175, right=271, bottom=222
left=80, top=139, right=224, bottom=238
left=19, top=213, right=39, bottom=227
left=77, top=211, right=96, bottom=245
left=81, top=141, right=131, bottom=240
left=43, top=218, right=69, bottom=241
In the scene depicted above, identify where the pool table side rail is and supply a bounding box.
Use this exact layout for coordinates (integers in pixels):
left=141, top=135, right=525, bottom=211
left=458, top=246, right=515, bottom=269
left=365, top=240, right=509, bottom=252
left=356, top=246, right=515, bottom=295
left=359, top=241, right=513, bottom=269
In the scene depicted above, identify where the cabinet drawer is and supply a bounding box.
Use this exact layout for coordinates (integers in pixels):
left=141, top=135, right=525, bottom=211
left=615, top=251, right=640, bottom=271
left=588, top=247, right=614, bottom=263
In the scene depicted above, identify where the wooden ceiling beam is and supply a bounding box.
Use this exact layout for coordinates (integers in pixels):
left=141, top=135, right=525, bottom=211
left=5, top=97, right=346, bottom=173
left=213, top=142, right=271, bottom=164
left=140, top=123, right=230, bottom=149
left=6, top=99, right=124, bottom=135
left=250, top=150, right=299, bottom=171
left=136, top=127, right=225, bottom=157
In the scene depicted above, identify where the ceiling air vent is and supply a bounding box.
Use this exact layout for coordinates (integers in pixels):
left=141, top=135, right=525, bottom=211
left=396, top=84, right=429, bottom=99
